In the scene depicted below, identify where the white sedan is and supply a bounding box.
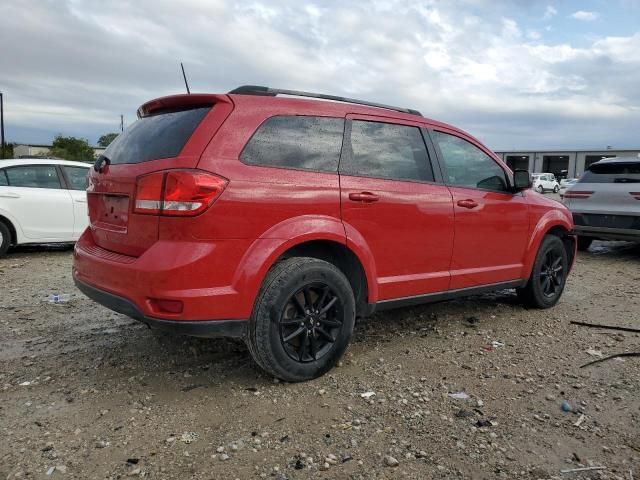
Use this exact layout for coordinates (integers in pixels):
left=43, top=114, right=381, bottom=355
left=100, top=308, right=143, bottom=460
left=0, top=159, right=91, bottom=256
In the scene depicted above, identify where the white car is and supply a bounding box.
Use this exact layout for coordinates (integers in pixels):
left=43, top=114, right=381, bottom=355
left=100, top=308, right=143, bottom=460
left=0, top=159, right=91, bottom=256
left=559, top=178, right=578, bottom=199
left=532, top=173, right=560, bottom=193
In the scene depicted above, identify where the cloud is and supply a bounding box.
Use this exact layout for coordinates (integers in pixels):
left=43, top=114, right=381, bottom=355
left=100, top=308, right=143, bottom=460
left=543, top=5, right=557, bottom=19
left=570, top=10, right=599, bottom=21
left=0, top=0, right=638, bottom=151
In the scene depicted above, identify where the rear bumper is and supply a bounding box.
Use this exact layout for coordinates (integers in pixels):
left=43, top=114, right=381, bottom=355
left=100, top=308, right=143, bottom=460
left=573, top=225, right=640, bottom=242
left=74, top=276, right=247, bottom=338
left=72, top=229, right=254, bottom=321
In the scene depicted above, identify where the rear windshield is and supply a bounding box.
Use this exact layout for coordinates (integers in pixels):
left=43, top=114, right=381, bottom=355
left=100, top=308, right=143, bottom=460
left=103, top=107, right=211, bottom=165
left=579, top=162, right=640, bottom=183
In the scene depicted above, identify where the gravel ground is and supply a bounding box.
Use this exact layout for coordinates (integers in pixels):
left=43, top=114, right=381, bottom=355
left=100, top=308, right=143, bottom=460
left=1, top=241, right=639, bottom=480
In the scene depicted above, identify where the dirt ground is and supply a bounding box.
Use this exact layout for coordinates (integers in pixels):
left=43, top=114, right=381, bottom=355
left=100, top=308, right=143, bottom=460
left=1, top=241, right=639, bottom=480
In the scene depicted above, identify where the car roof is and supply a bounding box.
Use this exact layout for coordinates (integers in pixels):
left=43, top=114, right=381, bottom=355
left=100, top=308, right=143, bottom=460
left=0, top=159, right=91, bottom=168
left=591, top=155, right=640, bottom=165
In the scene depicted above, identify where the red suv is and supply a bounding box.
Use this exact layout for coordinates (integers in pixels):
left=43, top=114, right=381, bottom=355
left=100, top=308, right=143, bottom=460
left=73, top=86, right=575, bottom=381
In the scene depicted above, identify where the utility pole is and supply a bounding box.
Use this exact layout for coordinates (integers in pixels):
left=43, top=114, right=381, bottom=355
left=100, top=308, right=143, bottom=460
left=120, top=114, right=124, bottom=132
left=0, top=92, right=5, bottom=160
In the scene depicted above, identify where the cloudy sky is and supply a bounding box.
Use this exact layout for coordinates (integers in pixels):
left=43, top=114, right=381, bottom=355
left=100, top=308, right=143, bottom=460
left=1, top=0, right=639, bottom=150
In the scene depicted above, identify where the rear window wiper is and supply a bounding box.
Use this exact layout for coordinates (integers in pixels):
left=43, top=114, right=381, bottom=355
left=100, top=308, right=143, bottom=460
left=94, top=155, right=111, bottom=173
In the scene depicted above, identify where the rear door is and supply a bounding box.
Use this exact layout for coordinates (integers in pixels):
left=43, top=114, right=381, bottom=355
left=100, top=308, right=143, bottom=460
left=339, top=115, right=454, bottom=301
left=430, top=129, right=530, bottom=289
left=1, top=164, right=74, bottom=240
left=87, top=95, right=233, bottom=256
left=61, top=165, right=91, bottom=237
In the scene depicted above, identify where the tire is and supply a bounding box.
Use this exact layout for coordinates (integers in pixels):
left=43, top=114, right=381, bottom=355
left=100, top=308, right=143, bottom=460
left=577, top=236, right=593, bottom=251
left=536, top=185, right=544, bottom=193
left=0, top=221, right=11, bottom=257
left=247, top=257, right=356, bottom=382
left=517, top=235, right=568, bottom=309
left=553, top=185, right=559, bottom=193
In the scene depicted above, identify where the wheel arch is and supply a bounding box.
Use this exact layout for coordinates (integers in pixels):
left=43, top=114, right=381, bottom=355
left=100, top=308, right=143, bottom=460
left=523, top=213, right=576, bottom=278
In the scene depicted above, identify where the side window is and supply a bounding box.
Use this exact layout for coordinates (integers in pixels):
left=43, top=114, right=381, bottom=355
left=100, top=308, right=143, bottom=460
left=341, top=120, right=434, bottom=182
left=432, top=131, right=508, bottom=192
left=63, top=166, right=89, bottom=190
left=5, top=165, right=62, bottom=189
left=240, top=116, right=344, bottom=172
left=0, top=170, right=7, bottom=186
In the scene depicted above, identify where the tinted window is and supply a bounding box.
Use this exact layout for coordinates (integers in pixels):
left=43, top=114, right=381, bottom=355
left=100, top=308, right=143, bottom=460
left=63, top=166, right=89, bottom=190
left=433, top=131, right=508, bottom=192
left=0, top=170, right=7, bottom=186
left=241, top=116, right=344, bottom=172
left=342, top=121, right=433, bottom=182
left=6, top=165, right=62, bottom=189
left=579, top=162, right=640, bottom=183
left=104, top=107, right=210, bottom=165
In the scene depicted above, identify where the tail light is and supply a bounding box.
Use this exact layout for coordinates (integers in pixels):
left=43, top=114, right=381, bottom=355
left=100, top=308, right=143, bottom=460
left=134, top=170, right=228, bottom=216
left=564, top=190, right=594, bottom=199
left=630, top=192, right=640, bottom=200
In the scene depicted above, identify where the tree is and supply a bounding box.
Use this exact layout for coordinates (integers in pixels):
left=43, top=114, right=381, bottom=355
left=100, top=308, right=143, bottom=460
left=1, top=142, right=15, bottom=159
left=50, top=135, right=95, bottom=162
left=98, top=132, right=119, bottom=147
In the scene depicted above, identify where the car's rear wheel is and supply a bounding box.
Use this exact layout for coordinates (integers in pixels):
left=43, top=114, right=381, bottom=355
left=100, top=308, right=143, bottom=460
left=536, top=185, right=544, bottom=193
left=577, top=236, right=593, bottom=251
left=0, top=222, right=11, bottom=257
left=247, top=257, right=355, bottom=382
left=517, top=235, right=568, bottom=308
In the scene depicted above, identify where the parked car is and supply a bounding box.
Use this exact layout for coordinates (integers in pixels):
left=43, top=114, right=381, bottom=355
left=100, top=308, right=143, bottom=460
left=532, top=173, right=560, bottom=193
left=559, top=178, right=578, bottom=199
left=563, top=156, right=640, bottom=250
left=0, top=159, right=90, bottom=256
left=73, top=86, right=576, bottom=382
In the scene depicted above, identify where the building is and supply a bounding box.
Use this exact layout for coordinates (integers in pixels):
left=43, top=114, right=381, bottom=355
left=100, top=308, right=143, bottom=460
left=13, top=143, right=106, bottom=160
left=495, top=148, right=640, bottom=179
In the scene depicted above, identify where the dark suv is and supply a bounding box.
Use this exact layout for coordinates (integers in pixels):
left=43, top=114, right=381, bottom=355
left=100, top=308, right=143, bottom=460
left=74, top=86, right=575, bottom=381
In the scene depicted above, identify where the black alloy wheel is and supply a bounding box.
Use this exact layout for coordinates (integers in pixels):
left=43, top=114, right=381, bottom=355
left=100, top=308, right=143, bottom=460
left=279, top=283, right=343, bottom=363
left=539, top=249, right=564, bottom=298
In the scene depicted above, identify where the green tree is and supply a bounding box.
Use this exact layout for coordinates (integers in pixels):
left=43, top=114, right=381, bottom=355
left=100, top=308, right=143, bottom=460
left=1, top=142, right=15, bottom=159
left=98, top=132, right=119, bottom=147
left=50, top=135, right=95, bottom=162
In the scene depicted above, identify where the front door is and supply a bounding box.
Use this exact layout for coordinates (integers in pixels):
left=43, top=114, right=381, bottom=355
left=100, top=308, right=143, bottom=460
left=430, top=130, right=530, bottom=290
left=339, top=116, right=454, bottom=301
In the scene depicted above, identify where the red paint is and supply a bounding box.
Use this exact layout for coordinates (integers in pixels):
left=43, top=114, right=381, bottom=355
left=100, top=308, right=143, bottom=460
left=73, top=92, right=574, bottom=322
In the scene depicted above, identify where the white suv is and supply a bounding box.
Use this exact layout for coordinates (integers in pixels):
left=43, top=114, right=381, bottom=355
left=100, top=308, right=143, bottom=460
left=0, top=159, right=91, bottom=256
left=532, top=173, right=560, bottom=193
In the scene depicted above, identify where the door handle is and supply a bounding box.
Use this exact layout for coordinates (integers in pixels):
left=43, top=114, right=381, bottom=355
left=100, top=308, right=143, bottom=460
left=74, top=198, right=87, bottom=203
left=457, top=199, right=478, bottom=209
left=0, top=192, right=20, bottom=198
left=349, top=192, right=379, bottom=203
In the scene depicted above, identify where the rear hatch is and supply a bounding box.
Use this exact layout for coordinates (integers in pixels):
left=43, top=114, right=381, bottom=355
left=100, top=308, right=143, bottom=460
left=87, top=94, right=233, bottom=257
left=564, top=158, right=640, bottom=229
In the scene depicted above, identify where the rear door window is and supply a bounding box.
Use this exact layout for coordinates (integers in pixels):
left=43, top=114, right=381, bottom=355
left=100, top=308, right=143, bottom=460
left=240, top=116, right=344, bottom=172
left=341, top=120, right=433, bottom=182
left=6, top=165, right=62, bottom=189
left=103, top=107, right=211, bottom=165
left=579, top=162, right=640, bottom=183
left=63, top=166, right=90, bottom=190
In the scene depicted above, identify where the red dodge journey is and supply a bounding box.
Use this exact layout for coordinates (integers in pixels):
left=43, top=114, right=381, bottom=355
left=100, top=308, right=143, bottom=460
left=73, top=86, right=575, bottom=381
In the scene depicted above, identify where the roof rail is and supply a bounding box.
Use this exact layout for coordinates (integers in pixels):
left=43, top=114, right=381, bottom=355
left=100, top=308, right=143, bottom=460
left=228, top=85, right=422, bottom=116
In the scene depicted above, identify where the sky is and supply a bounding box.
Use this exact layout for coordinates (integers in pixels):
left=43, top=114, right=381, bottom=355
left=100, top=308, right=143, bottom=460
left=0, top=0, right=639, bottom=151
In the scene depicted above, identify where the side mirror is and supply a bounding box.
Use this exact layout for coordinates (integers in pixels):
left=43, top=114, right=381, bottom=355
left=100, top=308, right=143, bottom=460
left=513, top=169, right=532, bottom=191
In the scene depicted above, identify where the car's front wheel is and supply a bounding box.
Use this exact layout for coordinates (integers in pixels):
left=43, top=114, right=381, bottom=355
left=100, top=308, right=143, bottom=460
left=247, top=257, right=355, bottom=382
left=553, top=185, right=560, bottom=193
left=517, top=235, right=568, bottom=308
left=0, top=222, right=11, bottom=257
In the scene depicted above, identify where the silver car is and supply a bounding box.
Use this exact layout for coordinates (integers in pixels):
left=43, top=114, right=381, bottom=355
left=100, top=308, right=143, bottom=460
left=563, top=156, right=640, bottom=250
